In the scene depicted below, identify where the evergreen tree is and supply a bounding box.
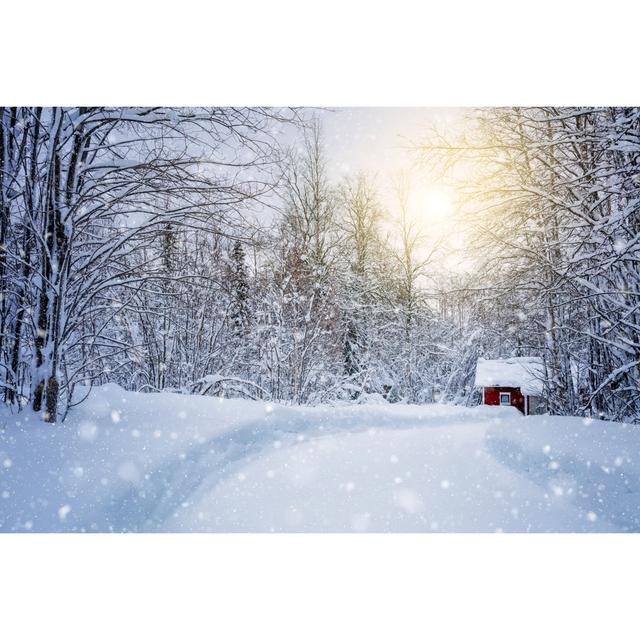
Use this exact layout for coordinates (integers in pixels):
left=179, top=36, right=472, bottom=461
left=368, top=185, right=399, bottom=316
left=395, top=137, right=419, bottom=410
left=229, top=240, right=251, bottom=338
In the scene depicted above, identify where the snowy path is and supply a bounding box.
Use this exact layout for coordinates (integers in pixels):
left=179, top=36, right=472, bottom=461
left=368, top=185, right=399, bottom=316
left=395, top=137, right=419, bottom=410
left=1, top=385, right=639, bottom=532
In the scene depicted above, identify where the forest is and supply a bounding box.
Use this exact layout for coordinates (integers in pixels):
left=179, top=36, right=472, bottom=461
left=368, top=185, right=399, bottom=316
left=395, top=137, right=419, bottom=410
left=0, top=107, right=639, bottom=423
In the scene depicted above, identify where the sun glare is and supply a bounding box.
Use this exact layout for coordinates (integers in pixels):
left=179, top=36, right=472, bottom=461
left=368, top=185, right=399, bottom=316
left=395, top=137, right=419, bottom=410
left=420, top=188, right=454, bottom=219
left=407, top=186, right=455, bottom=222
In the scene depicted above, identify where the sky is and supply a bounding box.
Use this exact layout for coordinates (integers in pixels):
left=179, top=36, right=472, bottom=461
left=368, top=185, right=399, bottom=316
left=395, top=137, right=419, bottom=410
left=318, top=108, right=471, bottom=275
left=320, top=107, right=463, bottom=184
left=248, top=108, right=473, bottom=277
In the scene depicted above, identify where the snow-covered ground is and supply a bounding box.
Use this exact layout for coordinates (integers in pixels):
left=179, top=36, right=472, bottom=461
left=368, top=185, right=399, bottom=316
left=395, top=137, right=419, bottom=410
left=1, top=384, right=639, bottom=532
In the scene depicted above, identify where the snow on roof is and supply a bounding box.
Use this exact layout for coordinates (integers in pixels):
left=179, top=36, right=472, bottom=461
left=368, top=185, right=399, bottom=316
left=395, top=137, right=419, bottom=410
left=474, top=357, right=544, bottom=396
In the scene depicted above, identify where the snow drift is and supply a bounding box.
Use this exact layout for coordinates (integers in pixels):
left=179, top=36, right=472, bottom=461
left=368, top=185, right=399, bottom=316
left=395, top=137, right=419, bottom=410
left=1, top=386, right=638, bottom=532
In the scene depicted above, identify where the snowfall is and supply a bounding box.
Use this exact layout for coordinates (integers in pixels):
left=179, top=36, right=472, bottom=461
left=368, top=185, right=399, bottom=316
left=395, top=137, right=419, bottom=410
left=1, top=384, right=639, bottom=533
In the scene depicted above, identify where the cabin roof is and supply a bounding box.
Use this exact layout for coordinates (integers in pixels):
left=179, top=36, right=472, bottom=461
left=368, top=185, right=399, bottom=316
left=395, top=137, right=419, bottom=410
left=474, top=357, right=544, bottom=396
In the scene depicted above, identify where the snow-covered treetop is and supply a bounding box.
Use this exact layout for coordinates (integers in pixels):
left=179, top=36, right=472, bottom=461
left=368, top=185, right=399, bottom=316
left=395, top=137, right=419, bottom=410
left=474, top=357, right=544, bottom=395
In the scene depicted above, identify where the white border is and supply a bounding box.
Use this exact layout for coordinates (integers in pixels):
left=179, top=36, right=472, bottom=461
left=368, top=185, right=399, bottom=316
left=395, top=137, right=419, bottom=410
left=2, top=1, right=640, bottom=105
left=1, top=534, right=638, bottom=639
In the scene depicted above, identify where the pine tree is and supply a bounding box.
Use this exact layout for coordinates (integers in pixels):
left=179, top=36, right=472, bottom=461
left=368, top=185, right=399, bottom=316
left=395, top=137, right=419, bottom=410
left=229, top=240, right=251, bottom=338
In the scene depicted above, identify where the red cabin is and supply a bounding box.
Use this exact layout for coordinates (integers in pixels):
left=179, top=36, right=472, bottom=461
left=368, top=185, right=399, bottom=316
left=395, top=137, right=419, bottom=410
left=474, top=357, right=544, bottom=416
